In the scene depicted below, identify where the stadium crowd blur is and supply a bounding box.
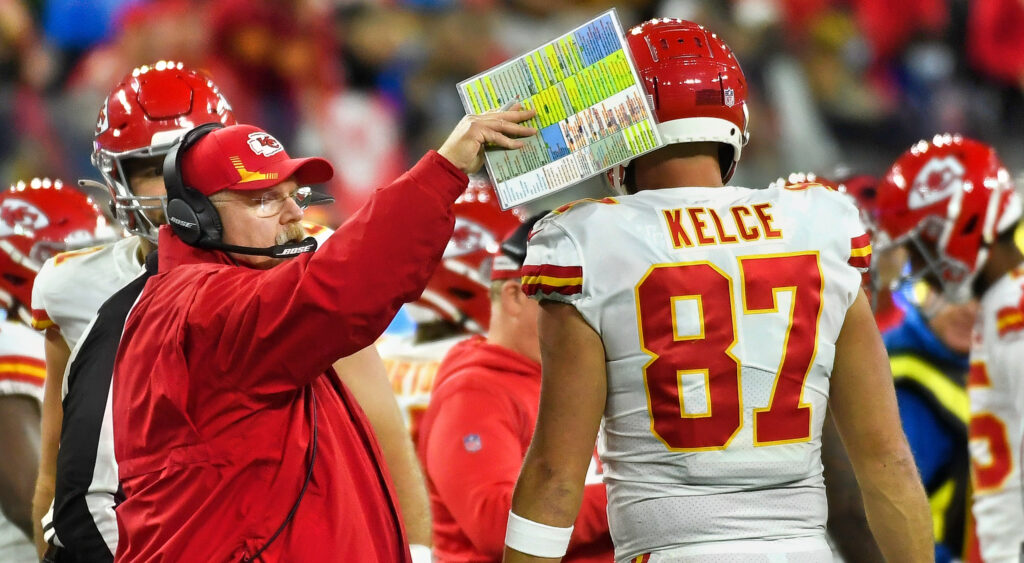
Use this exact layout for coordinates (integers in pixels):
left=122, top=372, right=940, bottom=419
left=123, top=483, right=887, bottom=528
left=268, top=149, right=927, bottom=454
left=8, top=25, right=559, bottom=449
left=2, top=0, right=1023, bottom=228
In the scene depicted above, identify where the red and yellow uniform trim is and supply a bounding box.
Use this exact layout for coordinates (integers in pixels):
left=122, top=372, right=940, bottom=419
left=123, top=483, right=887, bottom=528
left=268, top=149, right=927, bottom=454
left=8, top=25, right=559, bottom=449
left=630, top=554, right=651, bottom=563
left=0, top=354, right=46, bottom=386
left=848, top=233, right=872, bottom=272
left=53, top=245, right=104, bottom=266
left=30, top=309, right=53, bottom=330
left=996, top=305, right=1024, bottom=337
left=522, top=264, right=583, bottom=296
left=551, top=197, right=618, bottom=215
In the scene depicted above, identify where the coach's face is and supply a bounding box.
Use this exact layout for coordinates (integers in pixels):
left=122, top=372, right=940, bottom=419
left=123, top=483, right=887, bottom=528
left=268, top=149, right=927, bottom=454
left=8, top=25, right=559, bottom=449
left=211, top=178, right=307, bottom=269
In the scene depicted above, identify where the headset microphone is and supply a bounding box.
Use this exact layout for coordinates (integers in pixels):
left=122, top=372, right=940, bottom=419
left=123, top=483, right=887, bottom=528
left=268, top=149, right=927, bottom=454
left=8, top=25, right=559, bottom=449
left=203, top=236, right=319, bottom=258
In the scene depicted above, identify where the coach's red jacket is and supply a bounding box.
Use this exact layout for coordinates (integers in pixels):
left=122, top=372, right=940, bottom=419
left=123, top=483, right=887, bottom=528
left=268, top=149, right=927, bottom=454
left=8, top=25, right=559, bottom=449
left=111, top=152, right=467, bottom=561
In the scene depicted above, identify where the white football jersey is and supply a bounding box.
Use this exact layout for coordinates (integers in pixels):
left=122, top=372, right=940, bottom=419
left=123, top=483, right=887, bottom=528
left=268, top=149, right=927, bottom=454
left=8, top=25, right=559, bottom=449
left=31, top=236, right=144, bottom=351
left=377, top=333, right=469, bottom=446
left=0, top=320, right=46, bottom=562
left=30, top=222, right=333, bottom=352
left=523, top=186, right=868, bottom=560
left=969, top=266, right=1024, bottom=562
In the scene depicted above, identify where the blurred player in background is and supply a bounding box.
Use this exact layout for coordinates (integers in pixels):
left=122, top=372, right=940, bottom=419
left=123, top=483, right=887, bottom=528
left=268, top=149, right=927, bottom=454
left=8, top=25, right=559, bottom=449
left=418, top=212, right=612, bottom=562
left=505, top=18, right=930, bottom=562
left=379, top=177, right=523, bottom=448
left=0, top=178, right=112, bottom=562
left=876, top=134, right=1024, bottom=562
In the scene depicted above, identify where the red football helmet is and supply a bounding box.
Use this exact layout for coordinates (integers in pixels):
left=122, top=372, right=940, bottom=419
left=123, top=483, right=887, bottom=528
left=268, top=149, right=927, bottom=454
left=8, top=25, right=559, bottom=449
left=875, top=134, right=1021, bottom=302
left=0, top=179, right=116, bottom=324
left=624, top=18, right=749, bottom=184
left=407, top=177, right=524, bottom=333
left=775, top=171, right=879, bottom=234
left=92, top=61, right=236, bottom=241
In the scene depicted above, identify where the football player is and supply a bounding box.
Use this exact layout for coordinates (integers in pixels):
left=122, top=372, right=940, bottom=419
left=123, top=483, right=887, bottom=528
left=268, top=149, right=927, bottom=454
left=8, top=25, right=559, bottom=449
left=0, top=179, right=113, bottom=562
left=505, top=18, right=931, bottom=562
left=875, top=134, right=1024, bottom=562
left=378, top=177, right=524, bottom=448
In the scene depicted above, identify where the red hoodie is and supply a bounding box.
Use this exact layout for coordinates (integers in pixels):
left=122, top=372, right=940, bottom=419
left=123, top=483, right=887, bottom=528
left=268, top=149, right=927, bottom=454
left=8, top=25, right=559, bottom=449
left=112, top=152, right=466, bottom=561
left=417, top=336, right=613, bottom=562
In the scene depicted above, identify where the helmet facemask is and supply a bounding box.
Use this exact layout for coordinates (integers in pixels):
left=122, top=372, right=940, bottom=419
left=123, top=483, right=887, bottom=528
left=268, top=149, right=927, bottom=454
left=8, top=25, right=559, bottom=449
left=889, top=214, right=978, bottom=304
left=94, top=146, right=177, bottom=242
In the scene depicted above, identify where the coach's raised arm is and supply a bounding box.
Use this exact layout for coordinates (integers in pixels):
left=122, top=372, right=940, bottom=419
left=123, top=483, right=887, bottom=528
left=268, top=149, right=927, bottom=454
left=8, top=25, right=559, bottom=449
left=109, top=108, right=535, bottom=562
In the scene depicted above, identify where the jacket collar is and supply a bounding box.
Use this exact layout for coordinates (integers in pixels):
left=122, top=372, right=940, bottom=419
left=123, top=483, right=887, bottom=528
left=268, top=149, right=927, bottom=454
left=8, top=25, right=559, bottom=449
left=157, top=225, right=236, bottom=274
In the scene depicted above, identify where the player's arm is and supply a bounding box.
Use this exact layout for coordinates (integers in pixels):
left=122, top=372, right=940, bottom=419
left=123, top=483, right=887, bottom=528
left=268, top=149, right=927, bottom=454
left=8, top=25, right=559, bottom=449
left=829, top=290, right=932, bottom=562
left=504, top=301, right=606, bottom=563
left=32, top=327, right=68, bottom=556
left=0, top=394, right=41, bottom=541
left=820, top=412, right=884, bottom=561
left=332, top=345, right=431, bottom=550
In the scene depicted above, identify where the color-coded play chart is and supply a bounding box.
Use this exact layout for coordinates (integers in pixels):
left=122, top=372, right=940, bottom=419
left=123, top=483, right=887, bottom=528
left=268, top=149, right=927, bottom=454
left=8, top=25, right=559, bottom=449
left=458, top=9, right=663, bottom=209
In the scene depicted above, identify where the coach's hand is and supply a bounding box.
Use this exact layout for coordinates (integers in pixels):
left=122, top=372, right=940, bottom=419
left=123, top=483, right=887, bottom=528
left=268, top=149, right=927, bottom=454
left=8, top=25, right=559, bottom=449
left=438, top=105, right=537, bottom=175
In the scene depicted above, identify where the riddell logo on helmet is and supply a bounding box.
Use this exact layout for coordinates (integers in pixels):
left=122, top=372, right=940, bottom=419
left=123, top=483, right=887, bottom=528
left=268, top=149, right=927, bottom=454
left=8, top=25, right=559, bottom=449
left=0, top=200, right=49, bottom=236
left=247, top=132, right=283, bottom=157
left=908, top=156, right=965, bottom=210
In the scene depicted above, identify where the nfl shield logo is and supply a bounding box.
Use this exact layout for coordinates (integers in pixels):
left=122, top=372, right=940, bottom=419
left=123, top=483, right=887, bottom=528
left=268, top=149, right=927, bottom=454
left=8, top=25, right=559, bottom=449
left=463, top=434, right=482, bottom=453
left=724, top=88, right=735, bottom=107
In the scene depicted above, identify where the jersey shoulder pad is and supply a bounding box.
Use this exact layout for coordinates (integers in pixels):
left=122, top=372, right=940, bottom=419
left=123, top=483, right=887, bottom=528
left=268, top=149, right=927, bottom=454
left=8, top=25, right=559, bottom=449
left=522, top=217, right=584, bottom=301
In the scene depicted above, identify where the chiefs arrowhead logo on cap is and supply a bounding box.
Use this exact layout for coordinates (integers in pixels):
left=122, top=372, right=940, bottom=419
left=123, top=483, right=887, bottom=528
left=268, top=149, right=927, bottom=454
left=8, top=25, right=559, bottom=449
left=247, top=132, right=283, bottom=157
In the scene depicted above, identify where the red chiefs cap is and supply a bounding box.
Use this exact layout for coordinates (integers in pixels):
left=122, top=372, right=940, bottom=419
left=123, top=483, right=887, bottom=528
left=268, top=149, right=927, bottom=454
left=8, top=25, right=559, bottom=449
left=181, top=124, right=333, bottom=195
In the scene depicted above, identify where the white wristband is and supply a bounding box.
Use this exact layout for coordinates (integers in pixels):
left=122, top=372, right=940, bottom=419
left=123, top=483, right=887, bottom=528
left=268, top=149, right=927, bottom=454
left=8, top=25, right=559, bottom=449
left=409, top=544, right=431, bottom=563
left=504, top=511, right=574, bottom=558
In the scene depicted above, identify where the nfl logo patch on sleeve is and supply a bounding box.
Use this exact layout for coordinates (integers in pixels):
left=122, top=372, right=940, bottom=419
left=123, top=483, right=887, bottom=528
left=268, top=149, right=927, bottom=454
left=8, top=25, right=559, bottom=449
left=463, top=433, right=482, bottom=452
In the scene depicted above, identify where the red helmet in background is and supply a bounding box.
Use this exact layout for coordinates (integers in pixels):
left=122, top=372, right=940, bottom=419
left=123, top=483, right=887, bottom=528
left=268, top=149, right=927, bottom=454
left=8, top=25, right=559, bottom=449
left=92, top=61, right=236, bottom=241
left=626, top=18, right=749, bottom=183
left=407, top=177, right=525, bottom=333
left=875, top=134, right=1021, bottom=302
left=774, top=171, right=879, bottom=234
left=0, top=179, right=117, bottom=324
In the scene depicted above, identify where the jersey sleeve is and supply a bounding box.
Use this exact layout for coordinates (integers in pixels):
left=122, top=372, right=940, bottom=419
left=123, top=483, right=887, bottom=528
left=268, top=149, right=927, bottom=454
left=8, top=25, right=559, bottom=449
left=0, top=322, right=46, bottom=401
left=521, top=216, right=585, bottom=304
left=31, top=257, right=58, bottom=331
left=812, top=189, right=871, bottom=312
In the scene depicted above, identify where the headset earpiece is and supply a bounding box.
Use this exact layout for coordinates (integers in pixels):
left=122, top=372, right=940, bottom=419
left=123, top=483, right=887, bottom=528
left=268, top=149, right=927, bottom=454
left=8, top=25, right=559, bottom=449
left=163, top=122, right=226, bottom=246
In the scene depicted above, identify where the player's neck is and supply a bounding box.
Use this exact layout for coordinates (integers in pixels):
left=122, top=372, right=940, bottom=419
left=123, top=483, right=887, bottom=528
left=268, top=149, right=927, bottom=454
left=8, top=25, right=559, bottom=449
left=137, top=236, right=156, bottom=263
left=633, top=144, right=724, bottom=191
left=975, top=241, right=1024, bottom=297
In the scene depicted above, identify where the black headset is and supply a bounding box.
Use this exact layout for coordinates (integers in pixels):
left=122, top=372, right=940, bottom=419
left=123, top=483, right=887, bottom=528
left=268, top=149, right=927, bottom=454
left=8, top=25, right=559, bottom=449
left=162, top=123, right=319, bottom=257
left=163, top=122, right=226, bottom=246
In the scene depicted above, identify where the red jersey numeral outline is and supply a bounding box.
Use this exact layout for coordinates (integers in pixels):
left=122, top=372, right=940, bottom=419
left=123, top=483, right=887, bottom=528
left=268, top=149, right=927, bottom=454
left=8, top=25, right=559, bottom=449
left=967, top=361, right=1015, bottom=492
left=635, top=252, right=823, bottom=451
